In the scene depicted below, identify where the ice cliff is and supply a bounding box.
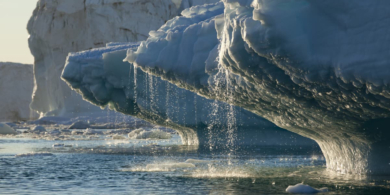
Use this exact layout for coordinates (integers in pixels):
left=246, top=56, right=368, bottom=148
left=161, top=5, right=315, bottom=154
left=62, top=1, right=390, bottom=174
left=0, top=62, right=37, bottom=122
left=27, top=0, right=219, bottom=117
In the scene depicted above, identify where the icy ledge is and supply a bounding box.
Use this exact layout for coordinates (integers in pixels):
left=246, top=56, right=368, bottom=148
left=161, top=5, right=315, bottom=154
left=63, top=1, right=390, bottom=174
left=62, top=41, right=315, bottom=147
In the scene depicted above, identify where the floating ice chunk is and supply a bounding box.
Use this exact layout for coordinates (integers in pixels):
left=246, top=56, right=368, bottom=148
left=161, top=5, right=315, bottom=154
left=52, top=143, right=65, bottom=148
left=32, top=125, right=46, bottom=132
left=69, top=121, right=90, bottom=129
left=60, top=129, right=71, bottom=134
left=286, top=184, right=328, bottom=194
left=15, top=152, right=54, bottom=158
left=71, top=130, right=84, bottom=135
left=0, top=123, right=17, bottom=135
left=83, top=129, right=103, bottom=135
left=112, top=135, right=127, bottom=140
left=46, top=130, right=61, bottom=136
left=128, top=129, right=172, bottom=140
left=146, top=163, right=195, bottom=171
left=106, top=129, right=132, bottom=135
left=185, top=159, right=213, bottom=164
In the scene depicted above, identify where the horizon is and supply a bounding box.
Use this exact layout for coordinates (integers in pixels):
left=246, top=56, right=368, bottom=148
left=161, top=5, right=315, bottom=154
left=0, top=0, right=37, bottom=64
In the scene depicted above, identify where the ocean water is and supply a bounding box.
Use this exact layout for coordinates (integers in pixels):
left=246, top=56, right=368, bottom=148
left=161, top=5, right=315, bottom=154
left=1, top=134, right=390, bottom=195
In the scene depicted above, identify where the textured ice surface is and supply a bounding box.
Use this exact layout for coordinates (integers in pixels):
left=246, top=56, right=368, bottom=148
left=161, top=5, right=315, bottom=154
left=62, top=38, right=315, bottom=147
left=286, top=183, right=328, bottom=194
left=0, top=62, right=37, bottom=122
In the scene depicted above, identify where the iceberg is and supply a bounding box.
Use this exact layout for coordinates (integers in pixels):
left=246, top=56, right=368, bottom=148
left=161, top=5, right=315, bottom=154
left=27, top=0, right=219, bottom=117
left=0, top=123, right=17, bottom=135
left=62, top=1, right=390, bottom=174
left=286, top=184, right=328, bottom=194
left=128, top=129, right=172, bottom=140
left=0, top=62, right=37, bottom=122
left=62, top=41, right=314, bottom=146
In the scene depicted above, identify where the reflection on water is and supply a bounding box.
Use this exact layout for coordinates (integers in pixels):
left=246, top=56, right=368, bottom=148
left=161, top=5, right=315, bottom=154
left=1, top=135, right=390, bottom=194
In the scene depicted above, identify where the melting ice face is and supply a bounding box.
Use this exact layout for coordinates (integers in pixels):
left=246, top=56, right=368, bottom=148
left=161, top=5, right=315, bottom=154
left=62, top=36, right=314, bottom=148
left=62, top=1, right=390, bottom=175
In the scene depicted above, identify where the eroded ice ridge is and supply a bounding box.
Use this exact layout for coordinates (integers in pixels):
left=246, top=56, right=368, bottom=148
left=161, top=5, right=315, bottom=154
left=27, top=0, right=219, bottom=117
left=62, top=41, right=314, bottom=146
left=62, top=1, right=390, bottom=174
left=0, top=62, right=37, bottom=122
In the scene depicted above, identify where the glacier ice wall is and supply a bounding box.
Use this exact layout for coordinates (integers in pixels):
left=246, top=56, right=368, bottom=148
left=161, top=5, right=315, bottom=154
left=27, top=0, right=219, bottom=117
left=0, top=62, right=37, bottom=122
left=121, top=0, right=390, bottom=174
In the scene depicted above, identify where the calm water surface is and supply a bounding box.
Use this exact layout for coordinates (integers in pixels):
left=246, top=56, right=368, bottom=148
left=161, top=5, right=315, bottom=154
left=1, top=135, right=390, bottom=194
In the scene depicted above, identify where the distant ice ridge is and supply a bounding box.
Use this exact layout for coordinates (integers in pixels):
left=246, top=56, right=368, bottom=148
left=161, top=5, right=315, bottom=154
left=0, top=62, right=37, bottom=122
left=27, top=0, right=220, bottom=117
left=62, top=0, right=390, bottom=174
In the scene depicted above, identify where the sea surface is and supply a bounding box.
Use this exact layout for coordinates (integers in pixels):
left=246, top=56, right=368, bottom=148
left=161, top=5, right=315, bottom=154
left=1, top=134, right=390, bottom=195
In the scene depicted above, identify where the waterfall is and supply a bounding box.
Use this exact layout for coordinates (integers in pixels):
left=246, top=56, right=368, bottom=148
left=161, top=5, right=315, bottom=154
left=133, top=65, right=138, bottom=128
left=148, top=72, right=157, bottom=114
left=225, top=70, right=237, bottom=164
